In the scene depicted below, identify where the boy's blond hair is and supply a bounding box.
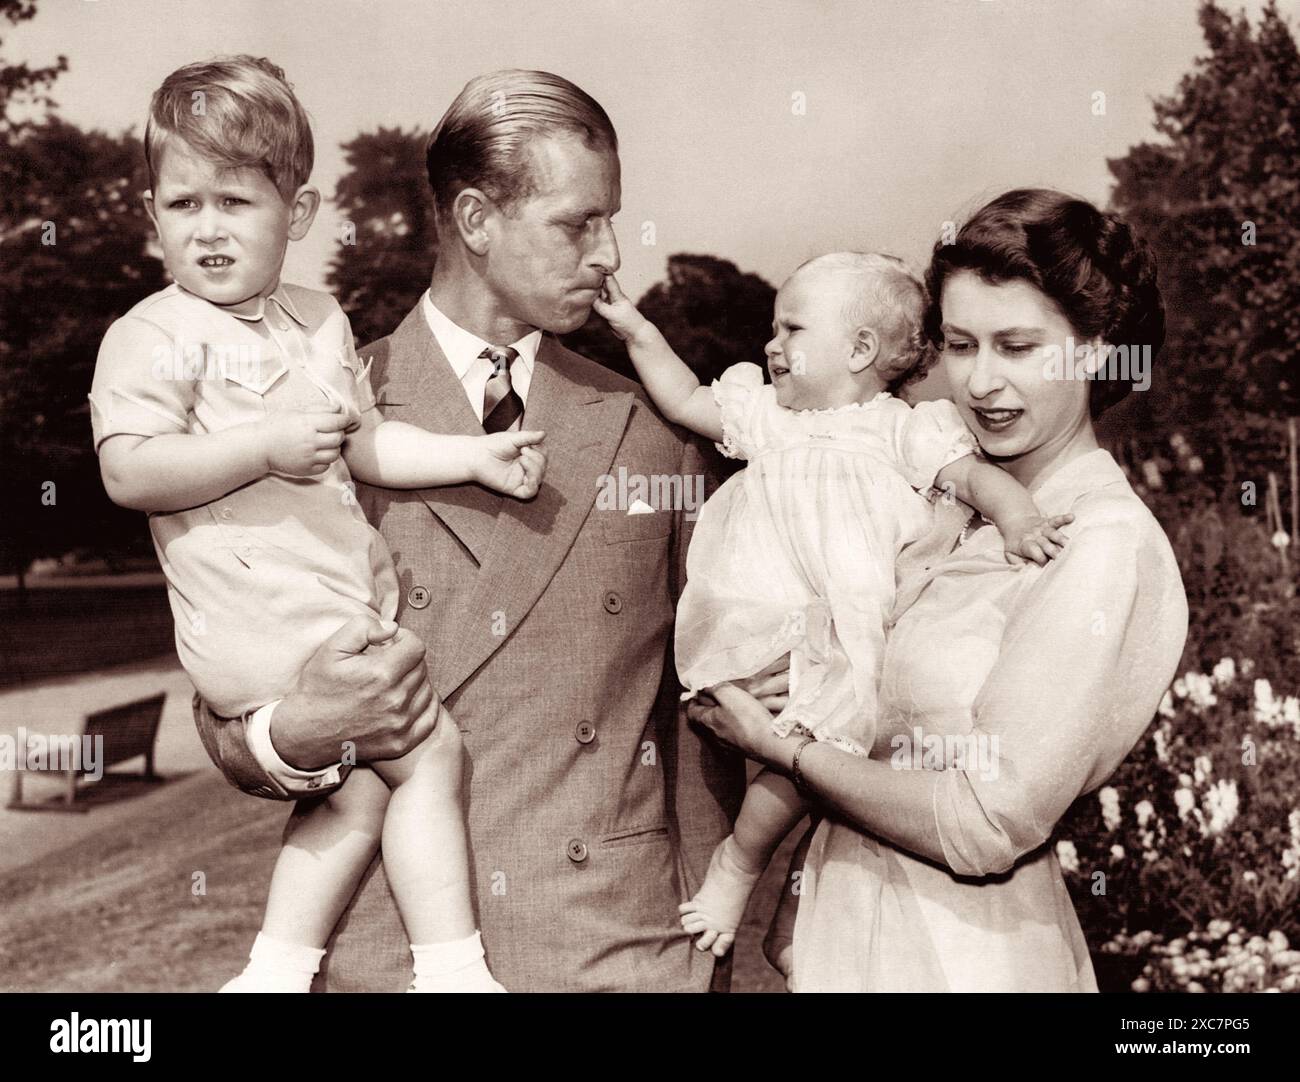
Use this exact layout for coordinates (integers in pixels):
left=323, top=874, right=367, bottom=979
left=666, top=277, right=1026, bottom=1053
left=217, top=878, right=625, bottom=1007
left=145, top=55, right=313, bottom=199
left=795, top=251, right=937, bottom=391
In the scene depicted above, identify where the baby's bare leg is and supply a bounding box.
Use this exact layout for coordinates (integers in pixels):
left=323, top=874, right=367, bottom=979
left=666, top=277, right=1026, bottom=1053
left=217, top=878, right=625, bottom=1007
left=262, top=765, right=390, bottom=945
left=368, top=704, right=473, bottom=945
left=679, top=767, right=809, bottom=958
left=221, top=766, right=390, bottom=992
left=369, top=704, right=504, bottom=992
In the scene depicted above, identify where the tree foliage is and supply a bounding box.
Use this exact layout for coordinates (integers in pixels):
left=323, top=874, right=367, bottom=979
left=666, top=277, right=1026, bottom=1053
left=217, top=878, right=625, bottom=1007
left=0, top=4, right=165, bottom=582
left=325, top=127, right=436, bottom=346
left=1108, top=0, right=1300, bottom=482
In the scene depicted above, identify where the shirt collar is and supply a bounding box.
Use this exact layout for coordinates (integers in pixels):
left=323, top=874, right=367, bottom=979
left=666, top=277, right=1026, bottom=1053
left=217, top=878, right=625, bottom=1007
left=422, top=290, right=542, bottom=378
left=225, top=283, right=308, bottom=327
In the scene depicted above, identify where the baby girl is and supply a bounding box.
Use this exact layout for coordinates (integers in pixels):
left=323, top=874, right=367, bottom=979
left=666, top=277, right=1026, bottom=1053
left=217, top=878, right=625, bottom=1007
left=594, top=252, right=1072, bottom=956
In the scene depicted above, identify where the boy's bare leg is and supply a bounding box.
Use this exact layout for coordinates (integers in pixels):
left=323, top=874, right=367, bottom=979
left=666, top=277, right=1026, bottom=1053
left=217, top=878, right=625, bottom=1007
left=370, top=705, right=504, bottom=991
left=221, top=765, right=390, bottom=992
left=679, top=766, right=809, bottom=958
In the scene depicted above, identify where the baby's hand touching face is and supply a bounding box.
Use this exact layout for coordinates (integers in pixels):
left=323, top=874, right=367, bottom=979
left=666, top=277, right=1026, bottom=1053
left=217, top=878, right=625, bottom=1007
left=592, top=274, right=652, bottom=342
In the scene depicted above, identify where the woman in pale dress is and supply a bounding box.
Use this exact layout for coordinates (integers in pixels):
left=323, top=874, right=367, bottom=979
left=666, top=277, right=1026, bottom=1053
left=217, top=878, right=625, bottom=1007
left=688, top=189, right=1189, bottom=992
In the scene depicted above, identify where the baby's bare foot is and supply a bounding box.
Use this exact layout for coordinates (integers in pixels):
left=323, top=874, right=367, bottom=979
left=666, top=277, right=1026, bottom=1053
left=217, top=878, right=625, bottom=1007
left=678, top=835, right=765, bottom=958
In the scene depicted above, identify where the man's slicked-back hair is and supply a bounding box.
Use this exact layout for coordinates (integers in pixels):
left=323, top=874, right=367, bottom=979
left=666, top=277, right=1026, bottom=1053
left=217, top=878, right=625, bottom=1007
left=145, top=55, right=314, bottom=199
left=426, top=69, right=618, bottom=227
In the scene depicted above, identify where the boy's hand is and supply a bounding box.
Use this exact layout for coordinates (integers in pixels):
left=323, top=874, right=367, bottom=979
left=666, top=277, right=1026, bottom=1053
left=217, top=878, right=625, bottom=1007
left=260, top=409, right=351, bottom=476
left=593, top=275, right=654, bottom=344
left=473, top=429, right=547, bottom=499
left=1000, top=512, right=1075, bottom=566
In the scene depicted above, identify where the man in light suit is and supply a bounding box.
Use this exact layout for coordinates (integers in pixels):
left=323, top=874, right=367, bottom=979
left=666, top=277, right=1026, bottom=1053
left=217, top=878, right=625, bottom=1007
left=193, top=69, right=747, bottom=991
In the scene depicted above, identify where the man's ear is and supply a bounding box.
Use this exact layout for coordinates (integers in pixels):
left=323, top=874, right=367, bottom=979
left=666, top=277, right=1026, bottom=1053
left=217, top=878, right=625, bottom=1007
left=286, top=185, right=321, bottom=241
left=848, top=326, right=880, bottom=373
left=449, top=187, right=492, bottom=257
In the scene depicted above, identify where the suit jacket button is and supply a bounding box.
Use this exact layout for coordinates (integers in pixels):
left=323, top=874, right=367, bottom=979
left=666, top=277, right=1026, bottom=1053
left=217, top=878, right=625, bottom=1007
left=407, top=586, right=431, bottom=610
left=566, top=838, right=588, bottom=863
left=602, top=590, right=623, bottom=614
left=575, top=720, right=596, bottom=745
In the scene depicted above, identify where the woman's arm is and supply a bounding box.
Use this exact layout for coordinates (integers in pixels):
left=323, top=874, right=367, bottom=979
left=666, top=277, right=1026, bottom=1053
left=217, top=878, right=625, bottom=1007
left=592, top=276, right=723, bottom=441
left=695, top=516, right=1181, bottom=877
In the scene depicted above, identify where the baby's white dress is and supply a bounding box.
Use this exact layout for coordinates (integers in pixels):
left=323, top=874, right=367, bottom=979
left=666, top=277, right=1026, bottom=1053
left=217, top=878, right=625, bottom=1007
left=676, top=362, right=977, bottom=755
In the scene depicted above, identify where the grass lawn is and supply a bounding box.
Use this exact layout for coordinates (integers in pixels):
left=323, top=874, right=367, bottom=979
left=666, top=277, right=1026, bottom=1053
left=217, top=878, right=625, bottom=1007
left=0, top=771, right=788, bottom=992
left=0, top=580, right=174, bottom=689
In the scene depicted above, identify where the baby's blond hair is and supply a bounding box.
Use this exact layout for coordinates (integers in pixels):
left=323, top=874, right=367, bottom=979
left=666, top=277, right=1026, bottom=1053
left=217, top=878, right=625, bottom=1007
left=793, top=252, right=937, bottom=390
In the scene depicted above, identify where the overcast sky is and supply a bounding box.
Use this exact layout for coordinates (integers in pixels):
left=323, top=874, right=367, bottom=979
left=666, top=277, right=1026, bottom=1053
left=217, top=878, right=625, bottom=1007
left=10, top=0, right=1296, bottom=302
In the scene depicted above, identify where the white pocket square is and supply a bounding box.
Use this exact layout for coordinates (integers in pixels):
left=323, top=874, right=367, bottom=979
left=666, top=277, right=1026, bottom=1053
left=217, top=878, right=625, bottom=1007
left=627, top=498, right=656, bottom=515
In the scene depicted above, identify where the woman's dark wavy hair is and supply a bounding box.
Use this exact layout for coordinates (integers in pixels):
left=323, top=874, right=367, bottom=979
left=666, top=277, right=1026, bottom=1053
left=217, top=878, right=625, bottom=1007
left=923, top=189, right=1165, bottom=417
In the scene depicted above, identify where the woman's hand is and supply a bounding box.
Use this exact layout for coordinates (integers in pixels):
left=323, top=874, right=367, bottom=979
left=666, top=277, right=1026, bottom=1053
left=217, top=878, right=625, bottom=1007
left=688, top=682, right=797, bottom=770
left=731, top=655, right=790, bottom=714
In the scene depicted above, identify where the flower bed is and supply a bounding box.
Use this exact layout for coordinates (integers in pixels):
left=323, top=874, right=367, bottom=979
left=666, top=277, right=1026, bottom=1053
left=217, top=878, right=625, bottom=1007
left=1055, top=657, right=1300, bottom=992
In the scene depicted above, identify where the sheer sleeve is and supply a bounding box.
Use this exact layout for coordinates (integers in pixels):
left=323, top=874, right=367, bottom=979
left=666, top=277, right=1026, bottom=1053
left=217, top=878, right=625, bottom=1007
left=931, top=507, right=1188, bottom=876
left=895, top=398, right=978, bottom=492
left=710, top=361, right=768, bottom=460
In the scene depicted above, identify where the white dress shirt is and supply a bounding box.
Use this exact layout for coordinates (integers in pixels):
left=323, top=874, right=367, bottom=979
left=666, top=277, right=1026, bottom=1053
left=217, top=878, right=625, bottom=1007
left=422, top=290, right=542, bottom=420
left=246, top=293, right=545, bottom=791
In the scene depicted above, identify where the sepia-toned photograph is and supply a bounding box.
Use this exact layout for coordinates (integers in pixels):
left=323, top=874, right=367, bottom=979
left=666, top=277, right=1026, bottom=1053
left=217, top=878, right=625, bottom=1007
left=1, top=0, right=1297, bottom=1031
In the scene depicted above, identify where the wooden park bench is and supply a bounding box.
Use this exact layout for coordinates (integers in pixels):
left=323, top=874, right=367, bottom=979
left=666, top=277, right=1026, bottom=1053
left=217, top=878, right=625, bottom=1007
left=7, top=692, right=166, bottom=810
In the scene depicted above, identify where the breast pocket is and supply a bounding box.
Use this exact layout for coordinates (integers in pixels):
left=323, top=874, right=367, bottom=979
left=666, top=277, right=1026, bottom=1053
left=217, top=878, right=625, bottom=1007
left=596, top=506, right=673, bottom=544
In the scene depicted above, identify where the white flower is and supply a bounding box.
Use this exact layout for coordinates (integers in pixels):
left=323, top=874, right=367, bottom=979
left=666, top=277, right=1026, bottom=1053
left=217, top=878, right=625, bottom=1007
left=1157, top=690, right=1176, bottom=719
left=1193, top=754, right=1213, bottom=785
left=1254, top=679, right=1283, bottom=726
left=1184, top=672, right=1218, bottom=711
left=1283, top=811, right=1300, bottom=881
left=1153, top=725, right=1171, bottom=762
left=1203, top=779, right=1239, bottom=836
left=1174, top=787, right=1196, bottom=821
left=1055, top=840, right=1080, bottom=874
left=1212, top=657, right=1236, bottom=687
left=1099, top=786, right=1122, bottom=831
left=1135, top=799, right=1155, bottom=827
left=1272, top=530, right=1291, bottom=551
left=1110, top=844, right=1126, bottom=861
left=1187, top=455, right=1204, bottom=474
left=1173, top=676, right=1188, bottom=699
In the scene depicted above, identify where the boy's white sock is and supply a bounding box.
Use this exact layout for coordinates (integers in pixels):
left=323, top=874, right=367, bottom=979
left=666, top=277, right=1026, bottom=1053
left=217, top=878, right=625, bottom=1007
left=219, top=932, right=326, bottom=993
left=409, top=931, right=506, bottom=992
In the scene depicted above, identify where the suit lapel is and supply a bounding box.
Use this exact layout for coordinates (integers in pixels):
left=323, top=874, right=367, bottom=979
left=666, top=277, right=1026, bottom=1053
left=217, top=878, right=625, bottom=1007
left=368, top=304, right=502, bottom=562
left=436, top=335, right=634, bottom=695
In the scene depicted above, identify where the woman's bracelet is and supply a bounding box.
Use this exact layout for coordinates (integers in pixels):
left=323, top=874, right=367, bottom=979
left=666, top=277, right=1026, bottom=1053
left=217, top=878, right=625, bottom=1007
left=791, top=735, right=817, bottom=794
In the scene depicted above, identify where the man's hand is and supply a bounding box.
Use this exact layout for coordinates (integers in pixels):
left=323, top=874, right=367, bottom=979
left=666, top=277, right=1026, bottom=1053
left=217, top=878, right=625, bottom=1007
left=259, top=408, right=351, bottom=477
left=269, top=615, right=438, bottom=770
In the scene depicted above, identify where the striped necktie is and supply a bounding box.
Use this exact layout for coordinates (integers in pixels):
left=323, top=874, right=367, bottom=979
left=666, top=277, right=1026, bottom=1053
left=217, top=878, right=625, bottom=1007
left=480, top=345, right=523, bottom=434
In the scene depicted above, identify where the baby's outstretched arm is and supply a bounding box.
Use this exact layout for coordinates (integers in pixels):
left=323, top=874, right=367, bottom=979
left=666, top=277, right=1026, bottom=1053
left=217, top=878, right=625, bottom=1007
left=99, top=409, right=350, bottom=513
left=592, top=275, right=724, bottom=442
left=344, top=410, right=547, bottom=500
left=935, top=454, right=1074, bottom=566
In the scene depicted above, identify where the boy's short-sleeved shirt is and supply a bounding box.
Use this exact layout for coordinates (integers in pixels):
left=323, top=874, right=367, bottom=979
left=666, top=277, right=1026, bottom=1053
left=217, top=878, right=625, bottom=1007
left=90, top=282, right=398, bottom=717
